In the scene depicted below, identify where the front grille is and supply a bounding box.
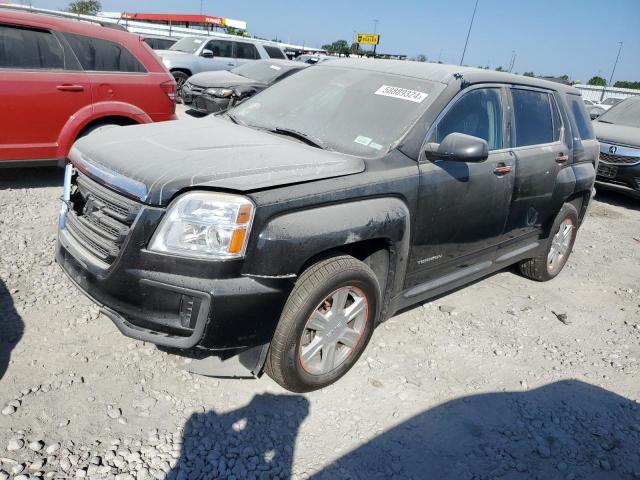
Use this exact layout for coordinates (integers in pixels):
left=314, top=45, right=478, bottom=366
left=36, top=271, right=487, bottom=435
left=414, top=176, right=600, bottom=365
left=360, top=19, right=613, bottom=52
left=64, top=172, right=141, bottom=265
left=599, top=152, right=640, bottom=165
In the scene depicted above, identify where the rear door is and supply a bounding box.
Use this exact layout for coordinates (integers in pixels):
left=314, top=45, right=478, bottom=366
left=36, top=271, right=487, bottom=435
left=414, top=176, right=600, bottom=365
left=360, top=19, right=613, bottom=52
left=233, top=41, right=261, bottom=67
left=0, top=23, right=91, bottom=162
left=60, top=32, right=155, bottom=119
left=407, top=86, right=514, bottom=288
left=502, top=87, right=569, bottom=242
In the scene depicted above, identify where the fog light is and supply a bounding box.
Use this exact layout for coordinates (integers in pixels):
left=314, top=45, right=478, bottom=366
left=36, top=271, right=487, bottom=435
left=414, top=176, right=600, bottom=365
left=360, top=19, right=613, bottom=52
left=179, top=295, right=196, bottom=329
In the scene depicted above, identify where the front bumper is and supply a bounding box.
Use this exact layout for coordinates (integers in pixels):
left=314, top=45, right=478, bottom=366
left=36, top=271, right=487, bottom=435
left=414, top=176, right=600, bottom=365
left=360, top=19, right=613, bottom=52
left=55, top=179, right=293, bottom=351
left=596, top=162, right=640, bottom=194
left=182, top=89, right=228, bottom=114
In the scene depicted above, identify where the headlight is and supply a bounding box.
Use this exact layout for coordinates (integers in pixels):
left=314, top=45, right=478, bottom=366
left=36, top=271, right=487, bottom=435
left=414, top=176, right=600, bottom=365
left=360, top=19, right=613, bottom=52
left=149, top=192, right=254, bottom=260
left=204, top=88, right=233, bottom=98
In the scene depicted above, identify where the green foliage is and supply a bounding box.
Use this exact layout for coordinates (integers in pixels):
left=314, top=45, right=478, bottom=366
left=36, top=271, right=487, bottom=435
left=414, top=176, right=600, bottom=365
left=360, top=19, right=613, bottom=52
left=495, top=66, right=505, bottom=72
left=587, top=76, right=607, bottom=86
left=523, top=71, right=535, bottom=77
left=416, top=54, right=427, bottom=62
left=224, top=26, right=249, bottom=37
left=67, top=0, right=101, bottom=15
left=613, top=81, right=640, bottom=90
left=322, top=39, right=350, bottom=56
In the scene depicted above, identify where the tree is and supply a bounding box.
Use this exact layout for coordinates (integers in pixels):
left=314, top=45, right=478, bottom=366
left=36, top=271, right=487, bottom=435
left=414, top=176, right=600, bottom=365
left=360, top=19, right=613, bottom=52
left=587, top=76, right=607, bottom=87
left=495, top=66, right=505, bottom=72
left=523, top=71, right=535, bottom=77
left=416, top=54, right=427, bottom=62
left=322, top=40, right=350, bottom=57
left=67, top=0, right=101, bottom=15
left=613, top=80, right=640, bottom=90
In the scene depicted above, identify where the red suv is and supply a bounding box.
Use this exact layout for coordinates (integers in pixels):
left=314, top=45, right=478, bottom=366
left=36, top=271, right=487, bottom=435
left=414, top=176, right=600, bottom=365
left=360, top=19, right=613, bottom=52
left=0, top=8, right=177, bottom=167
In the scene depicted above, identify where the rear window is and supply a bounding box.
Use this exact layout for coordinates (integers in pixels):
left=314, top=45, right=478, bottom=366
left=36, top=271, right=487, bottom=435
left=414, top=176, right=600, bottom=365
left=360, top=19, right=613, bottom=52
left=512, top=89, right=556, bottom=147
left=235, top=42, right=260, bottom=60
left=0, top=24, right=64, bottom=70
left=264, top=46, right=286, bottom=59
left=63, top=33, right=145, bottom=73
left=567, top=95, right=595, bottom=139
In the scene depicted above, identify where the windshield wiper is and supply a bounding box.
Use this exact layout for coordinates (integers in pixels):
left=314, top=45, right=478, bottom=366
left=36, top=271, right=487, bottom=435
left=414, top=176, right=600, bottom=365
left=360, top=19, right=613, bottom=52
left=597, top=119, right=613, bottom=124
left=226, top=112, right=245, bottom=125
left=270, top=127, right=329, bottom=150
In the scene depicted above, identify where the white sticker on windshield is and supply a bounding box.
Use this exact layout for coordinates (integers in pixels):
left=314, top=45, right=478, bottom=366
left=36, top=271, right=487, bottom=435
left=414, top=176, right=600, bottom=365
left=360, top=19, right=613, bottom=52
left=369, top=142, right=383, bottom=151
left=194, top=39, right=203, bottom=44
left=375, top=85, right=428, bottom=103
left=269, top=65, right=282, bottom=70
left=354, top=135, right=372, bottom=146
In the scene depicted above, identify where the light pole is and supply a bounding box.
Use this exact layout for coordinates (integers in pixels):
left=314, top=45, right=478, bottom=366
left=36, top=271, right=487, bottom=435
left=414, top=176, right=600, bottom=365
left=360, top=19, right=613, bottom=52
left=200, top=0, right=204, bottom=14
left=372, top=19, right=379, bottom=56
left=460, top=0, right=479, bottom=66
left=601, top=41, right=623, bottom=101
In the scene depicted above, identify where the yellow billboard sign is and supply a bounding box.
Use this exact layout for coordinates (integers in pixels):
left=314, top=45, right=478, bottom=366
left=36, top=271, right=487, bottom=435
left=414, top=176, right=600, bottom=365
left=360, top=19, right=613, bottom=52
left=355, top=33, right=380, bottom=45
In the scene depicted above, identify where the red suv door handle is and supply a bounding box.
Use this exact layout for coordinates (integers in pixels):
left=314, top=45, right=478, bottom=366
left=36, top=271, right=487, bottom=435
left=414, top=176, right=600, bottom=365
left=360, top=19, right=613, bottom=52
left=494, top=163, right=512, bottom=175
left=556, top=153, right=569, bottom=163
left=56, top=84, right=85, bottom=92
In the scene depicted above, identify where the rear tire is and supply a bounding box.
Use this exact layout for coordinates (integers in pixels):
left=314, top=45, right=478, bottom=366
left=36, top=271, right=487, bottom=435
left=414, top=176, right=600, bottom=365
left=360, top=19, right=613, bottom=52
left=518, top=203, right=579, bottom=281
left=266, top=255, right=380, bottom=393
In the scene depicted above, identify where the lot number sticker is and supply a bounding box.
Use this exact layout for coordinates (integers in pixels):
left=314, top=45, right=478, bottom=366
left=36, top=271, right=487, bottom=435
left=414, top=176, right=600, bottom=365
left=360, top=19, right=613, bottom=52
left=375, top=85, right=428, bottom=103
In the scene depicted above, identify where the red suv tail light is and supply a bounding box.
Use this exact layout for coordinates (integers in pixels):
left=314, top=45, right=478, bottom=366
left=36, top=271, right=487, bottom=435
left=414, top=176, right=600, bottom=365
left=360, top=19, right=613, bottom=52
left=161, top=80, right=177, bottom=102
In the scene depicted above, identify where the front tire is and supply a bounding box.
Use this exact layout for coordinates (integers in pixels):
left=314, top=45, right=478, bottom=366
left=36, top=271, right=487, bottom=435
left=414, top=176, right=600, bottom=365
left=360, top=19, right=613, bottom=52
left=518, top=203, right=579, bottom=281
left=266, top=255, right=380, bottom=392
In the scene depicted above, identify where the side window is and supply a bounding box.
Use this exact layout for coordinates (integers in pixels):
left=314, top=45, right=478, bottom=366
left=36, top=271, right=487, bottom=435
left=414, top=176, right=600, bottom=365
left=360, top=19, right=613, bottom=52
left=512, top=89, right=555, bottom=147
left=431, top=88, right=504, bottom=151
left=568, top=95, right=595, bottom=140
left=235, top=42, right=260, bottom=60
left=63, top=33, right=145, bottom=72
left=0, top=24, right=64, bottom=69
left=551, top=95, right=562, bottom=142
left=264, top=46, right=286, bottom=59
left=205, top=39, right=233, bottom=58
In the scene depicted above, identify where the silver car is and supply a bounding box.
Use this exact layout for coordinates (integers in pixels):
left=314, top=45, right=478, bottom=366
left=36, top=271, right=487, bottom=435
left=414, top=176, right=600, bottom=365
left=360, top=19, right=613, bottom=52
left=157, top=36, right=288, bottom=98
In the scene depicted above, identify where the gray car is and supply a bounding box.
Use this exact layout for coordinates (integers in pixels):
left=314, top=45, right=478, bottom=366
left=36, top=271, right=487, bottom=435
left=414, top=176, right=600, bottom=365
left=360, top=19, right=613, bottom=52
left=182, top=59, right=309, bottom=114
left=157, top=35, right=288, bottom=96
left=593, top=96, right=640, bottom=198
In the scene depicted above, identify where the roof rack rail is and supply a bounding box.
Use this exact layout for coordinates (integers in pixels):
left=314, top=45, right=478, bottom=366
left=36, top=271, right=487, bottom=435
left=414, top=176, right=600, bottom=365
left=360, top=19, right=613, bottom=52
left=0, top=4, right=128, bottom=31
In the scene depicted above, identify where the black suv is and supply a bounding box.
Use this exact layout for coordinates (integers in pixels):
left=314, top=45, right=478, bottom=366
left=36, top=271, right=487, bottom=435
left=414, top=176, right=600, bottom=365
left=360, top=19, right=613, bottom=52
left=56, top=60, right=598, bottom=392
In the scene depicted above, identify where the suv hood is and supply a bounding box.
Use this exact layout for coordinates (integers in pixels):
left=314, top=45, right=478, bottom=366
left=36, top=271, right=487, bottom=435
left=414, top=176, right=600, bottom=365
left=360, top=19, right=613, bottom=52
left=593, top=121, right=640, bottom=147
left=188, top=70, right=258, bottom=88
left=70, top=116, right=364, bottom=206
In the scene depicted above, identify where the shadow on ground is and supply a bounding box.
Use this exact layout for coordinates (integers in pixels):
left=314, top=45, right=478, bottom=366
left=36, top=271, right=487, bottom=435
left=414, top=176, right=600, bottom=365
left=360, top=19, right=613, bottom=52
left=0, top=279, right=23, bottom=381
left=170, top=381, right=639, bottom=479
left=0, top=166, right=63, bottom=190
left=595, top=186, right=640, bottom=212
left=167, top=393, right=309, bottom=480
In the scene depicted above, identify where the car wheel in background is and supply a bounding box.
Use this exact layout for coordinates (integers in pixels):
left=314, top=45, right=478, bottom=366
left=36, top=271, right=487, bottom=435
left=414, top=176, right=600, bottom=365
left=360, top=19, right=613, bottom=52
left=266, top=255, right=380, bottom=392
left=518, top=203, right=579, bottom=282
left=171, top=71, right=190, bottom=104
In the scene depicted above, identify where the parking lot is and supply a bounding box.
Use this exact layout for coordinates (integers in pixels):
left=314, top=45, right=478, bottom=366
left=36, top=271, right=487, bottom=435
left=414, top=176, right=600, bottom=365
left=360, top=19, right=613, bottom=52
left=1, top=123, right=639, bottom=480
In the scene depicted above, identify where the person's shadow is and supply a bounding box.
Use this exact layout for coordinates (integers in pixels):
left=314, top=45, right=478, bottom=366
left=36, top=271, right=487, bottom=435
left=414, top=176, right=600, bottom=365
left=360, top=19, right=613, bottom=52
left=0, top=279, right=23, bottom=381
left=170, top=380, right=639, bottom=479
left=167, top=393, right=309, bottom=480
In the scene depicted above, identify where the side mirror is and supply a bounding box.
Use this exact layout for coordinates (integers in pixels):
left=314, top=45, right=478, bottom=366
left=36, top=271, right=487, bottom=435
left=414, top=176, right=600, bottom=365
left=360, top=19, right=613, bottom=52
left=424, top=132, right=489, bottom=162
left=590, top=112, right=601, bottom=120
left=201, top=49, right=214, bottom=58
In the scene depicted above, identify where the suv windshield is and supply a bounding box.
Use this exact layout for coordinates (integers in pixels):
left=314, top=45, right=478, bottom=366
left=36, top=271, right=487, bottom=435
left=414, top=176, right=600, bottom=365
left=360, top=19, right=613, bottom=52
left=232, top=66, right=438, bottom=156
left=231, top=62, right=294, bottom=84
left=169, top=37, right=205, bottom=53
left=596, top=97, right=640, bottom=128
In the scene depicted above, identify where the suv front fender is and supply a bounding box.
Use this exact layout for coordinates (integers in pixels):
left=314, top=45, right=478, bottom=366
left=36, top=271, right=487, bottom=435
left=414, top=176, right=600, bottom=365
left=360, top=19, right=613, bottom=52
left=245, top=197, right=411, bottom=285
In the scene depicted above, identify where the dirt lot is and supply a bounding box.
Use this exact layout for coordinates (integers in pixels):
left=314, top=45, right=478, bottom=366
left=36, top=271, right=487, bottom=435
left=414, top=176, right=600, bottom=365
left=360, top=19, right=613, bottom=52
left=0, top=163, right=639, bottom=480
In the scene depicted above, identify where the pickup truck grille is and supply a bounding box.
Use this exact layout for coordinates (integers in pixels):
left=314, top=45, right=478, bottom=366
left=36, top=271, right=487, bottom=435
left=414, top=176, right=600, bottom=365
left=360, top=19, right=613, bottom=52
left=599, top=152, right=640, bottom=165
left=64, top=172, right=141, bottom=265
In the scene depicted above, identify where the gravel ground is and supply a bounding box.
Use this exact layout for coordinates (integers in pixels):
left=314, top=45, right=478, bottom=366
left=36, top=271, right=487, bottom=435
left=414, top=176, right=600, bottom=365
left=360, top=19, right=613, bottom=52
left=1, top=154, right=639, bottom=479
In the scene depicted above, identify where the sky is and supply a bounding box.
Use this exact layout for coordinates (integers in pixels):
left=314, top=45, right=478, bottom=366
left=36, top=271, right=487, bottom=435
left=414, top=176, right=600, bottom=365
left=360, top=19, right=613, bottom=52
left=26, top=0, right=640, bottom=83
